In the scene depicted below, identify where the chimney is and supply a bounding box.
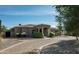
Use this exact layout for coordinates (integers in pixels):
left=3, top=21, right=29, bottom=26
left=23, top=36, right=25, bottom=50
left=19, top=24, right=21, bottom=26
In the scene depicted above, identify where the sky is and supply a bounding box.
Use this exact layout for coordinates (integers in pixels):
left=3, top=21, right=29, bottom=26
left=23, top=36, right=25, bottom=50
left=0, top=5, right=58, bottom=29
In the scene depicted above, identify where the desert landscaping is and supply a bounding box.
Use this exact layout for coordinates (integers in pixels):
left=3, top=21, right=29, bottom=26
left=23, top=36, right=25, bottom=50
left=0, top=5, right=79, bottom=54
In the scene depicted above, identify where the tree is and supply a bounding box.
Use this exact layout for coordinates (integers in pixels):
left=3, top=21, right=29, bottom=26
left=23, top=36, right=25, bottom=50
left=2, top=25, right=7, bottom=37
left=56, top=16, right=63, bottom=35
left=2, top=25, right=7, bottom=32
left=55, top=5, right=79, bottom=40
left=0, top=20, right=1, bottom=37
left=0, top=20, right=4, bottom=43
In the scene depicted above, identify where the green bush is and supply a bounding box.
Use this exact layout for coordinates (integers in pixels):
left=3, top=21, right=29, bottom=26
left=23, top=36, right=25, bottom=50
left=32, top=32, right=43, bottom=38
left=49, top=32, right=54, bottom=37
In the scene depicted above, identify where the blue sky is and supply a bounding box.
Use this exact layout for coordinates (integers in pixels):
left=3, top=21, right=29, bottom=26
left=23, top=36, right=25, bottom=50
left=0, top=5, right=57, bottom=28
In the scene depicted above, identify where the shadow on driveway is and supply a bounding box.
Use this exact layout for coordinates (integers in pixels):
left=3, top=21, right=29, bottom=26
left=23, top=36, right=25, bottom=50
left=40, top=40, right=79, bottom=54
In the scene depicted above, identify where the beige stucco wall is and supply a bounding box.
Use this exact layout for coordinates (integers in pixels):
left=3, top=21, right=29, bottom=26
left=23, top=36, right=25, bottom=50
left=10, top=24, right=50, bottom=37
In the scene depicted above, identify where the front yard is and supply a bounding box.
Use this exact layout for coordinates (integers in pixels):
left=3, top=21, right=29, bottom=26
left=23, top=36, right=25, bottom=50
left=0, top=39, right=22, bottom=51
left=0, top=36, right=77, bottom=54
left=40, top=40, right=79, bottom=54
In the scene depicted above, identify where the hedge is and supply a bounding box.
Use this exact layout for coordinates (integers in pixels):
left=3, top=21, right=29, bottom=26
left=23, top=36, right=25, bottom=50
left=32, top=32, right=43, bottom=38
left=49, top=32, right=54, bottom=37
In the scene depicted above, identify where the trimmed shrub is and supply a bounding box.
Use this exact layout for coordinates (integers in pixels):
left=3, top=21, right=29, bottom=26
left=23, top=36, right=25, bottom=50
left=49, top=32, right=54, bottom=37
left=16, top=34, right=21, bottom=38
left=32, top=32, right=43, bottom=38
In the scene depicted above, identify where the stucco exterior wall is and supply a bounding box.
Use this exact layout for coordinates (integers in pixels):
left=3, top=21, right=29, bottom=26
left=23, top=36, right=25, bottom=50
left=10, top=24, right=51, bottom=37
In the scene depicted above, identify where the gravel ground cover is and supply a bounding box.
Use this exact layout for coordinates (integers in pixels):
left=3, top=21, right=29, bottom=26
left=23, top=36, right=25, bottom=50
left=0, top=39, right=22, bottom=50
left=40, top=40, right=79, bottom=54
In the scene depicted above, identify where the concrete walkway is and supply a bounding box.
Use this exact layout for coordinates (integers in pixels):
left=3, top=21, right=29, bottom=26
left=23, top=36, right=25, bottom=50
left=0, top=36, right=76, bottom=54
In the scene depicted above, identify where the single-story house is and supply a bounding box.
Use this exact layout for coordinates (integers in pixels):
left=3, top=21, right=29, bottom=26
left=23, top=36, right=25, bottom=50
left=10, top=24, right=51, bottom=37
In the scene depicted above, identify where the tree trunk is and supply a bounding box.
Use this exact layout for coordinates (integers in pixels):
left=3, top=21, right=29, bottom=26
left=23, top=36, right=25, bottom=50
left=76, top=35, right=78, bottom=40
left=0, top=34, right=3, bottom=43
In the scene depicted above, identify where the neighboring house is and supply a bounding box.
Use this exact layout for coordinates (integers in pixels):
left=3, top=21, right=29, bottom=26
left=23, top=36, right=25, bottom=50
left=51, top=28, right=56, bottom=32
left=10, top=24, right=51, bottom=37
left=50, top=28, right=60, bottom=35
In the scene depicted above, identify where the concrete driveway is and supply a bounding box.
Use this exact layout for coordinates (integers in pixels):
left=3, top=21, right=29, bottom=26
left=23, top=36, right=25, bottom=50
left=0, top=36, right=76, bottom=54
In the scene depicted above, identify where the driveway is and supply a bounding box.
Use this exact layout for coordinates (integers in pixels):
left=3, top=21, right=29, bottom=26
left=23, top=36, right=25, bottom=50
left=0, top=36, right=76, bottom=54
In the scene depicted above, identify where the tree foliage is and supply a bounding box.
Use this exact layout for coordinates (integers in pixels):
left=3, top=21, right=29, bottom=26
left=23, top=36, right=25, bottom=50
left=55, top=5, right=79, bottom=40
left=0, top=20, right=7, bottom=37
left=0, top=20, right=2, bottom=36
left=56, top=16, right=63, bottom=35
